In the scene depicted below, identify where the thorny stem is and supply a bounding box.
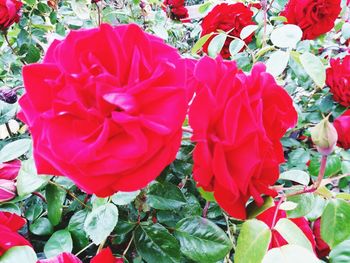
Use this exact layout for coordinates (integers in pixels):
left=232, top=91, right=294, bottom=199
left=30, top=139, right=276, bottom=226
left=271, top=196, right=285, bottom=228
left=48, top=180, right=91, bottom=210
left=75, top=242, right=95, bottom=256
left=97, top=238, right=107, bottom=254
left=203, top=201, right=210, bottom=218
left=95, top=3, right=102, bottom=26
left=122, top=235, right=134, bottom=257
left=5, top=123, right=13, bottom=137
left=3, top=32, right=26, bottom=65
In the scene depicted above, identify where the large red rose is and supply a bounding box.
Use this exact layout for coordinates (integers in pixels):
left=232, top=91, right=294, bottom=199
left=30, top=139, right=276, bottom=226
left=326, top=56, right=350, bottom=107
left=256, top=205, right=316, bottom=249
left=281, top=0, right=341, bottom=40
left=188, top=57, right=297, bottom=219
left=163, top=0, right=189, bottom=20
left=0, top=0, right=22, bottom=31
left=18, top=24, right=189, bottom=197
left=313, top=218, right=330, bottom=258
left=0, top=212, right=31, bottom=256
left=200, top=3, right=255, bottom=59
left=334, top=109, right=350, bottom=150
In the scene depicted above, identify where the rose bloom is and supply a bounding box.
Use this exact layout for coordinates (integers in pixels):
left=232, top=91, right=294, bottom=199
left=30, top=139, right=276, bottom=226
left=200, top=3, right=255, bottom=59
left=163, top=0, right=189, bottom=21
left=0, top=159, right=21, bottom=202
left=326, top=55, right=350, bottom=107
left=281, top=0, right=341, bottom=40
left=188, top=57, right=297, bottom=219
left=256, top=205, right=316, bottom=249
left=334, top=109, right=350, bottom=150
left=0, top=212, right=31, bottom=256
left=0, top=0, right=22, bottom=31
left=312, top=218, right=330, bottom=258
left=19, top=24, right=189, bottom=197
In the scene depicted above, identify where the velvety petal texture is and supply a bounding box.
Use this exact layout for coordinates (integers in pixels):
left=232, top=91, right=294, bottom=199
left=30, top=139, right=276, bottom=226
left=91, top=248, right=124, bottom=263
left=163, top=0, right=189, bottom=20
left=0, top=212, right=31, bottom=256
left=256, top=205, right=316, bottom=250
left=200, top=3, right=255, bottom=59
left=0, top=159, right=20, bottom=202
left=38, top=253, right=82, bottom=263
left=0, top=0, right=22, bottom=31
left=326, top=55, right=350, bottom=107
left=334, top=109, right=350, bottom=150
left=188, top=57, right=297, bottom=219
left=19, top=23, right=189, bottom=197
left=281, top=0, right=341, bottom=40
left=312, top=218, right=330, bottom=258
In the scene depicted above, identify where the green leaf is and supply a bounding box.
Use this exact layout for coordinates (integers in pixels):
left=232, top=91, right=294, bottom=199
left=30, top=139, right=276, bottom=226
left=309, top=155, right=342, bottom=178
left=0, top=246, right=37, bottom=263
left=24, top=45, right=41, bottom=63
left=234, top=219, right=271, bottom=263
left=247, top=196, right=274, bottom=218
left=44, top=230, right=73, bottom=258
left=208, top=33, right=226, bottom=57
left=305, top=195, right=326, bottom=221
left=112, top=190, right=140, bottom=206
left=229, top=39, right=245, bottom=57
left=300, top=51, right=326, bottom=87
left=240, top=25, right=259, bottom=40
left=68, top=210, right=89, bottom=249
left=147, top=181, right=186, bottom=210
left=46, top=183, right=66, bottom=226
left=279, top=201, right=298, bottom=211
left=134, top=223, right=180, bottom=263
left=321, top=199, right=350, bottom=248
left=174, top=216, right=231, bottom=263
left=342, top=23, right=350, bottom=40
left=266, top=50, right=290, bottom=77
left=286, top=193, right=315, bottom=218
left=198, top=187, right=216, bottom=202
left=30, top=217, right=53, bottom=236
left=329, top=239, right=350, bottom=263
left=262, top=244, right=319, bottom=263
left=84, top=203, right=119, bottom=245
left=0, top=101, right=17, bottom=125
left=0, top=139, right=32, bottom=163
left=71, top=0, right=90, bottom=20
left=274, top=218, right=313, bottom=251
left=16, top=159, right=51, bottom=196
left=0, top=203, right=21, bottom=215
left=270, top=24, right=302, bottom=48
left=279, top=170, right=310, bottom=185
left=191, top=33, right=213, bottom=54
left=198, top=2, right=211, bottom=13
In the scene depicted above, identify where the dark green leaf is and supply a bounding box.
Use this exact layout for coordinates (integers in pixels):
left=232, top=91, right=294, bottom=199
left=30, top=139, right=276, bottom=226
left=46, top=183, right=66, bottom=226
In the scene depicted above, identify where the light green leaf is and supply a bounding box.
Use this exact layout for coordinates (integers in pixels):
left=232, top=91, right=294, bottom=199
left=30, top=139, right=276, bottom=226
left=266, top=50, right=290, bottom=77
left=262, top=244, right=320, bottom=263
left=71, top=0, right=90, bottom=20
left=342, top=23, right=350, bottom=40
left=279, top=170, right=310, bottom=186
left=329, top=239, right=350, bottom=263
left=44, top=230, right=73, bottom=258
left=229, top=39, right=245, bottom=57
left=0, top=246, right=37, bottom=263
left=208, top=33, right=226, bottom=57
left=191, top=33, right=213, bottom=54
left=0, top=139, right=32, bottom=163
left=287, top=193, right=315, bottom=218
left=240, top=25, right=259, bottom=40
left=46, top=183, right=66, bottom=226
left=112, top=190, right=140, bottom=206
left=300, top=52, right=326, bottom=87
left=270, top=24, right=302, bottom=48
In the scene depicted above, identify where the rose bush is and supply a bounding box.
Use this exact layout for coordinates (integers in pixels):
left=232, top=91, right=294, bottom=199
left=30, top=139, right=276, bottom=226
left=19, top=23, right=189, bottom=197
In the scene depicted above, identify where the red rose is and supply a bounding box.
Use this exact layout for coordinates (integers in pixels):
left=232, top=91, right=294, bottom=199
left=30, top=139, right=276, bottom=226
left=326, top=56, right=350, bottom=107
left=18, top=24, right=189, bottom=197
left=256, top=205, right=316, bottom=249
left=163, top=0, right=189, bottom=20
left=281, top=0, right=341, bottom=40
left=334, top=109, right=350, bottom=150
left=0, top=212, right=31, bottom=256
left=313, top=218, right=330, bottom=258
left=91, top=247, right=124, bottom=263
left=188, top=57, right=297, bottom=219
left=38, top=252, right=82, bottom=263
left=0, top=0, right=22, bottom=31
left=200, top=3, right=255, bottom=59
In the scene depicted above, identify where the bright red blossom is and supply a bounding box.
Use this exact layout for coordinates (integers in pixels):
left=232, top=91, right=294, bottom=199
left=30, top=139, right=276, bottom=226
left=200, top=3, right=255, bottom=59
left=188, top=57, right=297, bottom=219
left=281, top=0, right=341, bottom=40
left=163, top=0, right=189, bottom=20
left=334, top=110, right=350, bottom=150
left=91, top=248, right=124, bottom=263
left=326, top=55, right=350, bottom=107
left=19, top=24, right=189, bottom=197
left=256, top=205, right=316, bottom=249
left=0, top=212, right=31, bottom=256
left=0, top=0, right=22, bottom=31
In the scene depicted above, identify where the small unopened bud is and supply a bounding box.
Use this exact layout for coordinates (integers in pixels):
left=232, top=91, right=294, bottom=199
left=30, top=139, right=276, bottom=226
left=311, top=117, right=338, bottom=155
left=0, top=179, right=16, bottom=202
left=0, top=88, right=17, bottom=104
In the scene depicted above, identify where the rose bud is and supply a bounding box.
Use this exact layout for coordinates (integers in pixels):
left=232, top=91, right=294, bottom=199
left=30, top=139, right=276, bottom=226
left=0, top=179, right=16, bottom=202
left=0, top=160, right=21, bottom=180
left=0, top=88, right=17, bottom=104
left=311, top=117, right=338, bottom=155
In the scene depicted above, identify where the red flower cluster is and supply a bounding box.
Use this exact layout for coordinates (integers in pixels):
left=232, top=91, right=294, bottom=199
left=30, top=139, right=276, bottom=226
left=256, top=205, right=315, bottom=249
left=188, top=57, right=297, bottom=219
left=200, top=3, right=255, bottom=59
left=163, top=0, right=189, bottom=21
left=281, top=0, right=341, bottom=40
left=19, top=23, right=189, bottom=197
left=0, top=0, right=22, bottom=31
left=0, top=212, right=31, bottom=256
left=326, top=55, right=350, bottom=107
left=334, top=110, right=350, bottom=150
left=0, top=159, right=21, bottom=202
